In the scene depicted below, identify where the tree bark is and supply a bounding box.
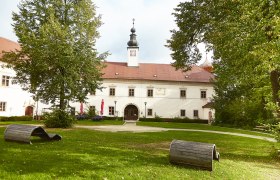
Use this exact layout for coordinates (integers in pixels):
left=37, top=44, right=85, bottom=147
left=270, top=70, right=280, bottom=117
left=59, top=67, right=66, bottom=111
left=59, top=82, right=66, bottom=111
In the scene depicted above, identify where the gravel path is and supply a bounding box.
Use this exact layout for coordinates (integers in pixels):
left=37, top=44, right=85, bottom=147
left=76, top=121, right=277, bottom=142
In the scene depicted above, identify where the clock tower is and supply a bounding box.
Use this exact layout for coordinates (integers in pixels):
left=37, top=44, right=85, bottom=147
left=127, top=19, right=139, bottom=67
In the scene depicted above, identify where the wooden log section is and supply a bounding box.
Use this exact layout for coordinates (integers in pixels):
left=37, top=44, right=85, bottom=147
left=4, top=124, right=62, bottom=144
left=169, top=140, right=220, bottom=171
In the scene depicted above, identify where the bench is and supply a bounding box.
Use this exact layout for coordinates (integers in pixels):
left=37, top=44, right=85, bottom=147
left=169, top=140, right=220, bottom=171
left=4, top=124, right=62, bottom=144
left=253, top=125, right=270, bottom=132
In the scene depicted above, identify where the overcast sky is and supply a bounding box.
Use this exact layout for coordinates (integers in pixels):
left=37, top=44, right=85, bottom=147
left=0, top=0, right=208, bottom=64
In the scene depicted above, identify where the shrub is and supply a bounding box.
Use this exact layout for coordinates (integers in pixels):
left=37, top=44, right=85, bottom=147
left=173, top=118, right=208, bottom=124
left=272, top=123, right=280, bottom=142
left=105, top=116, right=123, bottom=121
left=0, top=116, right=33, bottom=121
left=138, top=117, right=208, bottom=124
left=139, top=117, right=163, bottom=122
left=154, top=114, right=162, bottom=121
left=270, top=145, right=280, bottom=160
left=92, top=115, right=104, bottom=121
left=87, top=107, right=96, bottom=117
left=76, top=114, right=89, bottom=120
left=76, top=107, right=98, bottom=120
left=44, top=109, right=76, bottom=128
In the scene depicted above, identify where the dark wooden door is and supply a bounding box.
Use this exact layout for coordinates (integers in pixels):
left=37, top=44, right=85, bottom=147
left=124, top=105, right=138, bottom=120
left=25, top=106, right=33, bottom=116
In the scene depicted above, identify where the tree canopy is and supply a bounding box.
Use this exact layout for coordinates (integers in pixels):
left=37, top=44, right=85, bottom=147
left=167, top=0, right=280, bottom=126
left=2, top=0, right=106, bottom=111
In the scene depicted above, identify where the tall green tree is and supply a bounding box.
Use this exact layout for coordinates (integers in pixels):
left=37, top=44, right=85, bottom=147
left=2, top=0, right=105, bottom=111
left=167, top=0, right=280, bottom=125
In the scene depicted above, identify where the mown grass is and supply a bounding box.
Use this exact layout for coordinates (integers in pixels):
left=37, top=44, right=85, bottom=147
left=0, top=120, right=124, bottom=126
left=0, top=120, right=274, bottom=139
left=0, top=126, right=279, bottom=179
left=0, top=120, right=43, bottom=126
left=137, top=121, right=274, bottom=138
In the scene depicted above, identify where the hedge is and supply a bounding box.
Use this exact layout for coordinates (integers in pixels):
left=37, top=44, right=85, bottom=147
left=105, top=116, right=123, bottom=121
left=139, top=117, right=208, bottom=124
left=75, top=115, right=123, bottom=121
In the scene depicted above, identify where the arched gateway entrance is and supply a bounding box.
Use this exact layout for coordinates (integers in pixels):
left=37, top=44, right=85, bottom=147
left=124, top=104, right=138, bottom=120
left=25, top=106, right=33, bottom=116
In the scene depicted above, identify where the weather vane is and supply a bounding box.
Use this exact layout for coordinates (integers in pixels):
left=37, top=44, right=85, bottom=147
left=132, top=18, right=135, bottom=27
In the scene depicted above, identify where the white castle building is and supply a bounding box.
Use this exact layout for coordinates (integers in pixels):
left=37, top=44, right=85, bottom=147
left=0, top=25, right=214, bottom=121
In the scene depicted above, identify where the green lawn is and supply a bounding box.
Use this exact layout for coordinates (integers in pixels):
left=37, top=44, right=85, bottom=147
left=0, top=120, right=124, bottom=126
left=0, top=120, right=274, bottom=139
left=137, top=121, right=274, bottom=138
left=0, top=125, right=279, bottom=179
left=0, top=120, right=43, bottom=126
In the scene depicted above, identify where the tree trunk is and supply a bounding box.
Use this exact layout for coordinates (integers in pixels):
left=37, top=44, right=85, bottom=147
left=59, top=82, right=66, bottom=111
left=59, top=66, right=66, bottom=111
left=270, top=70, right=280, bottom=117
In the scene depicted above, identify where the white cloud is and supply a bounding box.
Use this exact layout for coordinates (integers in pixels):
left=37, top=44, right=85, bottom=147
left=94, top=0, right=182, bottom=64
left=0, top=0, right=211, bottom=65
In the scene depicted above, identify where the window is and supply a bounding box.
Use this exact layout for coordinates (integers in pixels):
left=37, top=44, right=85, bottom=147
left=147, top=109, right=153, bottom=116
left=2, top=75, right=10, bottom=86
left=201, top=90, right=207, bottom=99
left=0, top=102, right=6, bottom=112
left=180, top=110, right=186, bottom=117
left=180, top=89, right=186, bottom=98
left=109, top=106, right=115, bottom=115
left=109, top=88, right=115, bottom=96
left=193, top=110, right=199, bottom=118
left=147, top=89, right=153, bottom=97
left=129, top=88, right=135, bottom=97
left=130, top=50, right=136, bottom=56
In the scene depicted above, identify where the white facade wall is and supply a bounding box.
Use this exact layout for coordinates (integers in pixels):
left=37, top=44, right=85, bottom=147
left=70, top=79, right=214, bottom=120
left=0, top=62, right=35, bottom=116
left=1, top=62, right=214, bottom=120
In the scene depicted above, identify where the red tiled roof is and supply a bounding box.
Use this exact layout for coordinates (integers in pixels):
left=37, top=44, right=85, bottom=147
left=0, top=37, right=21, bottom=59
left=102, top=62, right=214, bottom=83
left=0, top=37, right=214, bottom=83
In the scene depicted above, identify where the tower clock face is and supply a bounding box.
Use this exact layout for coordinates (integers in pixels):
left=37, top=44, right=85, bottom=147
left=130, top=50, right=136, bottom=56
